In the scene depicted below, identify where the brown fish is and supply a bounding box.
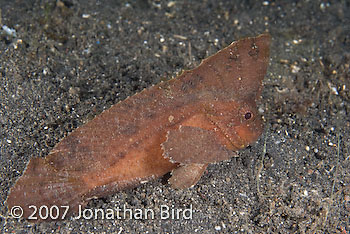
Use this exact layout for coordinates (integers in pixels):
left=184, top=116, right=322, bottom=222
left=6, top=34, right=270, bottom=221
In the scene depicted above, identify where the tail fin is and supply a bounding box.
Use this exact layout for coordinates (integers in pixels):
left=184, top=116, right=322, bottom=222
left=6, top=157, right=88, bottom=221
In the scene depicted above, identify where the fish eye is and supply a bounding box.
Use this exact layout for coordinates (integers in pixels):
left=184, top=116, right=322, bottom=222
left=238, top=104, right=256, bottom=122
left=244, top=112, right=252, bottom=120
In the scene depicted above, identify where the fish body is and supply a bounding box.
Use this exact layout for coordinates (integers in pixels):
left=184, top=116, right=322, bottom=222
left=6, top=34, right=270, bottom=221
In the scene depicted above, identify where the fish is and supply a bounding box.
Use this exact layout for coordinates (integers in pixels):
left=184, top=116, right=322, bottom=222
left=6, top=34, right=271, bottom=221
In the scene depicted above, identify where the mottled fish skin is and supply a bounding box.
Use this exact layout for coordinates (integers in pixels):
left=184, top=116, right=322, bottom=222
left=6, top=34, right=270, bottom=221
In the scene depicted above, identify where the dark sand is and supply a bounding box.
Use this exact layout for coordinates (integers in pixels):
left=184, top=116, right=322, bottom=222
left=0, top=0, right=349, bottom=233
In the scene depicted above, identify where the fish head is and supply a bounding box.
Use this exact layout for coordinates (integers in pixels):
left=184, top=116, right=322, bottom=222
left=205, top=98, right=264, bottom=150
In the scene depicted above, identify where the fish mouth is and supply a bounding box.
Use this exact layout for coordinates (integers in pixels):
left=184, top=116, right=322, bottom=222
left=224, top=128, right=248, bottom=150
left=222, top=117, right=264, bottom=150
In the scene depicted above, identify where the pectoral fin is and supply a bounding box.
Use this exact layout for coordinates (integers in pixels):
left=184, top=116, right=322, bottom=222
left=169, top=163, right=208, bottom=189
left=161, top=125, right=234, bottom=164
